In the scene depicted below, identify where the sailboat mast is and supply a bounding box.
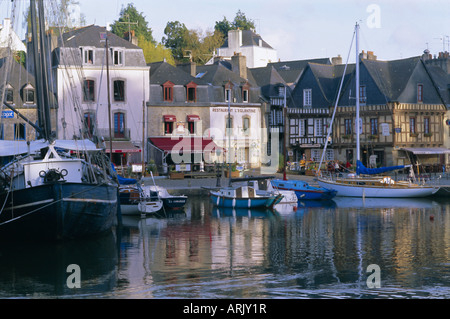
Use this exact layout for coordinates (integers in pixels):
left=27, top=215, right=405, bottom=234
left=29, top=0, right=49, bottom=140
left=355, top=22, right=360, bottom=162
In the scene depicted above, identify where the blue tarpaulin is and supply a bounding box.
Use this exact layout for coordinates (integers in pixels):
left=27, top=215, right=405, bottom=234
left=111, top=163, right=137, bottom=185
left=356, top=160, right=405, bottom=175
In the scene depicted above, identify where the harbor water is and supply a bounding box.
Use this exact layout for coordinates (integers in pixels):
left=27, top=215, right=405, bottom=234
left=1, top=194, right=450, bottom=299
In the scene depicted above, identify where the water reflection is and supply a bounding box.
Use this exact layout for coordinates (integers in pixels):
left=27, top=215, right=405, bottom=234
left=1, top=195, right=450, bottom=298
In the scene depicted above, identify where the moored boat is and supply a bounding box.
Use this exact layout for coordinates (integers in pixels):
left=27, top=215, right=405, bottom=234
left=271, top=179, right=337, bottom=200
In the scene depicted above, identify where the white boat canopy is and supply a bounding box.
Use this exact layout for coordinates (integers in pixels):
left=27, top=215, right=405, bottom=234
left=0, top=139, right=102, bottom=157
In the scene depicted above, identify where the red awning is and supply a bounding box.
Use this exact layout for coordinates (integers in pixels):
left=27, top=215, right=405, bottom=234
left=163, top=115, right=176, bottom=122
left=187, top=114, right=200, bottom=122
left=105, top=141, right=141, bottom=153
left=149, top=137, right=222, bottom=154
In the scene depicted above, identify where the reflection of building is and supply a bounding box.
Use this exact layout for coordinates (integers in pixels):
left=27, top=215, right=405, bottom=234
left=52, top=25, right=149, bottom=166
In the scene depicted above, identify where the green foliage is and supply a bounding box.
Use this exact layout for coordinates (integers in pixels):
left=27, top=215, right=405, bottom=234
left=214, top=10, right=256, bottom=38
left=110, top=3, right=155, bottom=44
left=138, top=34, right=175, bottom=65
left=162, top=21, right=190, bottom=62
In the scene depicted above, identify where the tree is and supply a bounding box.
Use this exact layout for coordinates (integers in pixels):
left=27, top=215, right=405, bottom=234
left=110, top=3, right=155, bottom=44
left=162, top=21, right=190, bottom=62
left=214, top=10, right=256, bottom=38
left=232, top=10, right=255, bottom=30
left=138, top=34, right=175, bottom=65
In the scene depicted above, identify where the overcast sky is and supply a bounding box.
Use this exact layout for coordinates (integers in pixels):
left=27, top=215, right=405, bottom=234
left=2, top=0, right=450, bottom=63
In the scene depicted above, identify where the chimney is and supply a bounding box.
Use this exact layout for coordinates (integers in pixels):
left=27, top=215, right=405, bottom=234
left=332, top=55, right=342, bottom=65
left=125, top=30, right=138, bottom=46
left=177, top=61, right=197, bottom=77
left=231, top=52, right=247, bottom=79
left=367, top=51, right=377, bottom=60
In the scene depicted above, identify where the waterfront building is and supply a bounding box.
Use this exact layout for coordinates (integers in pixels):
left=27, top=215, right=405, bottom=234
left=147, top=53, right=263, bottom=172
left=289, top=51, right=450, bottom=170
left=52, top=25, right=149, bottom=166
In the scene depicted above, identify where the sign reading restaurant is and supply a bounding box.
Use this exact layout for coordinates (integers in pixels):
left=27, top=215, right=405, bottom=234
left=212, top=107, right=256, bottom=113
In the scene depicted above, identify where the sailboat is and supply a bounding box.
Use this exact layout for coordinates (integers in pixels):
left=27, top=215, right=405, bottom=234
left=0, top=0, right=119, bottom=241
left=316, top=23, right=439, bottom=198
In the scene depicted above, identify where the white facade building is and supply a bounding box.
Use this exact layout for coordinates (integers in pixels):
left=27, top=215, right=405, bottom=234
left=214, top=29, right=277, bottom=68
left=53, top=25, right=149, bottom=164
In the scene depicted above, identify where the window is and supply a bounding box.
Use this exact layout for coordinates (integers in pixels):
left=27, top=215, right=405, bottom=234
left=163, top=81, right=174, bottom=102
left=243, top=117, right=250, bottom=135
left=303, top=89, right=312, bottom=107
left=14, top=123, right=25, bottom=140
left=111, top=48, right=123, bottom=66
left=81, top=47, right=94, bottom=64
left=113, top=80, right=125, bottom=102
left=299, top=119, right=305, bottom=136
left=370, top=118, right=378, bottom=135
left=344, top=118, right=352, bottom=135
left=24, top=86, right=35, bottom=104
left=242, top=89, right=249, bottom=103
left=5, top=85, right=13, bottom=104
left=83, top=79, right=95, bottom=102
left=0, top=124, right=3, bottom=140
left=410, top=117, right=416, bottom=134
left=186, top=82, right=197, bottom=102
left=424, top=117, right=430, bottom=134
left=314, top=118, right=323, bottom=136
left=311, top=149, right=321, bottom=161
left=114, top=112, right=125, bottom=138
left=225, top=88, right=232, bottom=102
left=417, top=84, right=423, bottom=103
left=187, top=115, right=199, bottom=134
left=163, top=115, right=175, bottom=134
left=359, top=85, right=367, bottom=104
left=83, top=112, right=95, bottom=137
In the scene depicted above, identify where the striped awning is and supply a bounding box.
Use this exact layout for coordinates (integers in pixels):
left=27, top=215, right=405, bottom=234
left=163, top=115, right=176, bottom=122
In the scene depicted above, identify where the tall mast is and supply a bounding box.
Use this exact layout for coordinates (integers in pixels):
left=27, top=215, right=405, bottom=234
left=355, top=22, right=360, bottom=162
left=29, top=0, right=47, bottom=140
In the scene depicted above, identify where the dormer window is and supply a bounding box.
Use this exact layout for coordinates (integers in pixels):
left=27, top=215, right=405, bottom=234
left=225, top=81, right=233, bottom=102
left=111, top=48, right=124, bottom=66
left=163, top=81, right=174, bottom=102
left=23, top=84, right=35, bottom=104
left=303, top=89, right=312, bottom=107
left=80, top=47, right=94, bottom=64
left=417, top=84, right=423, bottom=103
left=186, top=81, right=197, bottom=102
left=5, top=84, right=13, bottom=104
left=242, top=82, right=250, bottom=103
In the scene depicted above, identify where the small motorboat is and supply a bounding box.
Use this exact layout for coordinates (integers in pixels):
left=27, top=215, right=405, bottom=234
left=271, top=179, right=337, bottom=200
left=146, top=185, right=187, bottom=210
left=119, top=184, right=163, bottom=216
left=210, top=185, right=283, bottom=209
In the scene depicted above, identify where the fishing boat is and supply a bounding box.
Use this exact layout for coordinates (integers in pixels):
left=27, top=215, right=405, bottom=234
left=235, top=176, right=297, bottom=204
left=137, top=185, right=164, bottom=215
left=271, top=179, right=337, bottom=200
left=0, top=0, right=118, bottom=241
left=146, top=185, right=187, bottom=210
left=316, top=23, right=439, bottom=198
left=210, top=185, right=282, bottom=209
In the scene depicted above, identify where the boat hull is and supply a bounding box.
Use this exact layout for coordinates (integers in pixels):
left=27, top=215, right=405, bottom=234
left=271, top=179, right=337, bottom=200
left=317, top=178, right=439, bottom=198
left=162, top=196, right=187, bottom=209
left=0, top=182, right=118, bottom=241
left=210, top=192, right=275, bottom=208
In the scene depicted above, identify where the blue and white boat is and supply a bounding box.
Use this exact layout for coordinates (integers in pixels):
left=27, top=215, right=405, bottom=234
left=210, top=185, right=283, bottom=209
left=271, top=179, right=337, bottom=200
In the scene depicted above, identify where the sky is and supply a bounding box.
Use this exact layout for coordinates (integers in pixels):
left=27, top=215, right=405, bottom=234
left=1, top=0, right=450, bottom=63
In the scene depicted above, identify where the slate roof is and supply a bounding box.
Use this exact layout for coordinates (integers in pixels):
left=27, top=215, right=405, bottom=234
left=149, top=61, right=196, bottom=85
left=58, top=25, right=140, bottom=49
left=220, top=30, right=273, bottom=49
left=248, top=66, right=286, bottom=98
left=267, top=58, right=331, bottom=84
